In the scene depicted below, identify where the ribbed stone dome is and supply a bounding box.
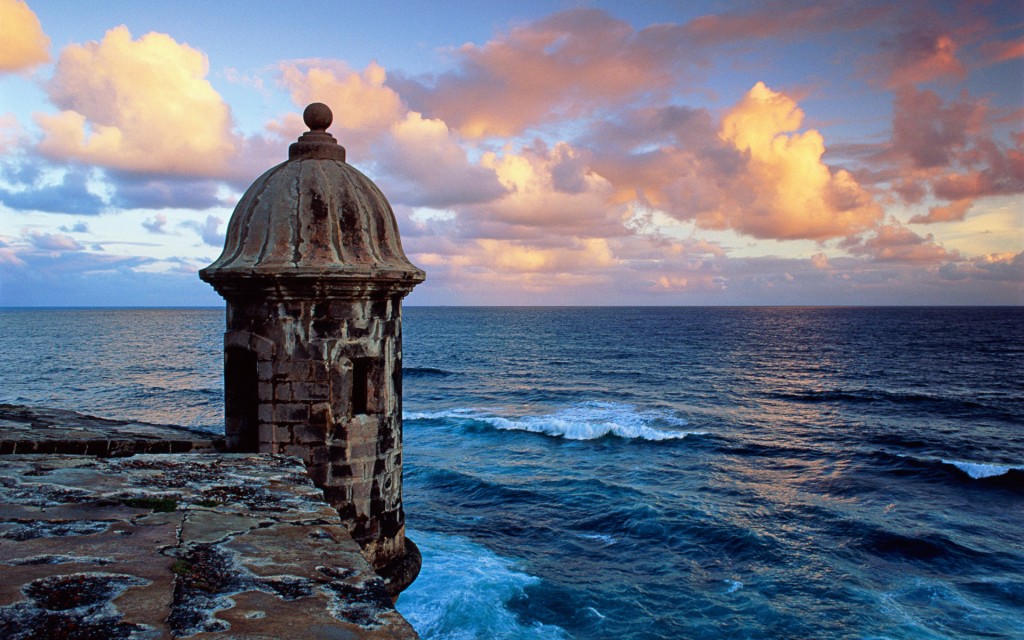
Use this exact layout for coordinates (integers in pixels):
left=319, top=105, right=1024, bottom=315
left=200, top=103, right=424, bottom=297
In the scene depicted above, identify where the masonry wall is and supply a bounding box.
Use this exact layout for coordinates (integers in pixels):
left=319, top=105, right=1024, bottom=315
left=221, top=292, right=408, bottom=570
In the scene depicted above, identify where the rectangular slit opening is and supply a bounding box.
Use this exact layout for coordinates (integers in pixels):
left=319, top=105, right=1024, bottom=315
left=351, top=357, right=371, bottom=415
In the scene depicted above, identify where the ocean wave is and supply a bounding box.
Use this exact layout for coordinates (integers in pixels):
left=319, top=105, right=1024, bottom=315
left=575, top=533, right=617, bottom=546
left=396, top=529, right=569, bottom=640
left=940, top=459, right=1024, bottom=480
left=769, top=388, right=995, bottom=414
left=404, top=366, right=456, bottom=377
left=406, top=401, right=704, bottom=442
left=724, top=580, right=744, bottom=594
left=887, top=452, right=1024, bottom=488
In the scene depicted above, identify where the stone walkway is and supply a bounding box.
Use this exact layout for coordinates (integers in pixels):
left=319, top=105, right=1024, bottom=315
left=0, top=407, right=417, bottom=639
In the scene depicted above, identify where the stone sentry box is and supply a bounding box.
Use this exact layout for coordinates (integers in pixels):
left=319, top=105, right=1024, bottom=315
left=199, top=103, right=425, bottom=596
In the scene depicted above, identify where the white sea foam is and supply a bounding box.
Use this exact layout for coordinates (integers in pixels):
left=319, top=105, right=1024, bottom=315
left=941, top=459, right=1024, bottom=479
left=396, top=529, right=569, bottom=640
left=724, top=580, right=744, bottom=594
left=576, top=533, right=617, bottom=546
left=406, top=401, right=704, bottom=442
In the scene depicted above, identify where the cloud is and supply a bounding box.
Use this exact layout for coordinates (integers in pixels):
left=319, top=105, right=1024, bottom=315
left=939, top=251, right=1024, bottom=283
left=0, top=113, right=22, bottom=153
left=0, top=168, right=106, bottom=214
left=394, top=9, right=683, bottom=138
left=35, top=26, right=239, bottom=176
left=26, top=230, right=84, bottom=252
left=981, top=38, right=1024, bottom=64
left=465, top=140, right=623, bottom=239
left=713, top=82, right=881, bottom=239
left=278, top=60, right=404, bottom=155
left=180, top=214, right=224, bottom=247
left=142, top=213, right=169, bottom=234
left=847, top=222, right=959, bottom=263
left=0, top=0, right=50, bottom=72
left=810, top=252, right=831, bottom=270
left=680, top=1, right=889, bottom=46
left=891, top=87, right=983, bottom=169
left=278, top=61, right=506, bottom=209
left=109, top=173, right=227, bottom=209
left=882, top=31, right=966, bottom=88
left=59, top=221, right=89, bottom=233
left=909, top=198, right=972, bottom=224
left=375, top=111, right=506, bottom=207
left=884, top=88, right=1024, bottom=209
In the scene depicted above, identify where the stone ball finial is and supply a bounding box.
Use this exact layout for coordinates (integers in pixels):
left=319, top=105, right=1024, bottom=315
left=304, top=103, right=333, bottom=132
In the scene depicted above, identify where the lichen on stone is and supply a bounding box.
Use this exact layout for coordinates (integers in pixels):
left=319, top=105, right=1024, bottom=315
left=0, top=572, right=151, bottom=640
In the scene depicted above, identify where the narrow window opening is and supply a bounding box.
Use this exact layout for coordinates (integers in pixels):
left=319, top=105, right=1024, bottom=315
left=225, top=347, right=259, bottom=452
left=351, top=357, right=372, bottom=415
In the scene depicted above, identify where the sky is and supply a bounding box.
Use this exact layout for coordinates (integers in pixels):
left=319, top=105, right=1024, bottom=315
left=0, top=0, right=1021, bottom=306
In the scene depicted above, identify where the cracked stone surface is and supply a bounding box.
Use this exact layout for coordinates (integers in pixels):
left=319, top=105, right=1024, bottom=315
left=0, top=454, right=418, bottom=639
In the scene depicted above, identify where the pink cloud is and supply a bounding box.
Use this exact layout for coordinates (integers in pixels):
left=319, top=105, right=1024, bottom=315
left=891, top=87, right=984, bottom=170
left=909, top=198, right=972, bottom=224
left=35, top=26, right=240, bottom=177
left=682, top=2, right=889, bottom=46
left=848, top=222, right=959, bottom=264
left=0, top=0, right=50, bottom=73
left=883, top=32, right=966, bottom=87
left=981, top=37, right=1024, bottom=64
left=882, top=88, right=1024, bottom=208
left=395, top=9, right=683, bottom=138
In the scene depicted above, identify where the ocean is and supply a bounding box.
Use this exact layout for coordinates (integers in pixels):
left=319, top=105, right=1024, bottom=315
left=1, top=306, right=1021, bottom=639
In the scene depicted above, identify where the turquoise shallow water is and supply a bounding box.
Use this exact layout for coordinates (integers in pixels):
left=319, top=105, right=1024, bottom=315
left=2, top=306, right=1022, bottom=639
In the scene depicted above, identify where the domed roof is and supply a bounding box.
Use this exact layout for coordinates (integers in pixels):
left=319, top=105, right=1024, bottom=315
left=200, top=103, right=424, bottom=298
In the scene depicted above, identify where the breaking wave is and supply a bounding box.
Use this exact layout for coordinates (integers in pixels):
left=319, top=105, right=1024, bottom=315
left=396, top=529, right=568, bottom=640
left=406, top=401, right=703, bottom=442
left=940, top=459, right=1024, bottom=480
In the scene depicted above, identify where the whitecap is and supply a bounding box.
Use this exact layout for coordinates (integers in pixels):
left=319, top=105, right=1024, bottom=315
left=575, top=533, right=617, bottom=546
left=408, top=401, right=704, bottom=442
left=940, top=459, right=1024, bottom=480
left=404, top=408, right=481, bottom=421
left=724, top=579, right=744, bottom=594
left=396, top=529, right=569, bottom=640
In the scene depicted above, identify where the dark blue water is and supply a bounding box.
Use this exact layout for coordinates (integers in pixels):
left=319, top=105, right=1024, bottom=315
left=1, top=307, right=1022, bottom=639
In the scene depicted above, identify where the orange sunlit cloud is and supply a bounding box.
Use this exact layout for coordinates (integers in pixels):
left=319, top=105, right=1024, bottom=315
left=279, top=61, right=405, bottom=146
left=0, top=0, right=50, bottom=72
left=34, top=26, right=238, bottom=176
left=714, top=82, right=881, bottom=240
left=474, top=141, right=622, bottom=238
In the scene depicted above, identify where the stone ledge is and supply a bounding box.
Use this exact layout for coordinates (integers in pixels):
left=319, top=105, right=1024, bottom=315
left=0, top=405, right=225, bottom=456
left=0, top=453, right=418, bottom=639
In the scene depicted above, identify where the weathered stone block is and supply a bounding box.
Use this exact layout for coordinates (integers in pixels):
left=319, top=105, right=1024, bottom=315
left=274, top=383, right=293, bottom=402
left=294, top=382, right=329, bottom=400
left=274, top=404, right=309, bottom=423
left=293, top=423, right=325, bottom=445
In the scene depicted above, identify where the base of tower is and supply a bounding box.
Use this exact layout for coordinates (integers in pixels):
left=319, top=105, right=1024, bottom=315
left=377, top=536, right=422, bottom=599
